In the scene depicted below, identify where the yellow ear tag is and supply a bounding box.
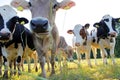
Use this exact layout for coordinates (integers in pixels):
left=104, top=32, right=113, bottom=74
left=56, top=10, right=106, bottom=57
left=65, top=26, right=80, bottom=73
left=96, top=25, right=99, bottom=28
left=20, top=21, right=25, bottom=25
left=64, top=6, right=70, bottom=10
left=17, top=6, right=24, bottom=11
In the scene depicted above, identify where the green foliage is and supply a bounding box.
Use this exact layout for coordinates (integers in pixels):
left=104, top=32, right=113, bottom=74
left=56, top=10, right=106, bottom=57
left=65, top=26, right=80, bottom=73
left=115, top=35, right=120, bottom=57
left=0, top=59, right=120, bottom=80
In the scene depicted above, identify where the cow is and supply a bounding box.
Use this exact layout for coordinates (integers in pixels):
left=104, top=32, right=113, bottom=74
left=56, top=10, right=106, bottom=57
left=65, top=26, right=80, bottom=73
left=91, top=14, right=120, bottom=64
left=46, top=36, right=74, bottom=71
left=57, top=36, right=74, bottom=61
left=11, top=0, right=75, bottom=78
left=21, top=50, right=38, bottom=72
left=67, top=23, right=93, bottom=67
left=0, top=5, right=30, bottom=78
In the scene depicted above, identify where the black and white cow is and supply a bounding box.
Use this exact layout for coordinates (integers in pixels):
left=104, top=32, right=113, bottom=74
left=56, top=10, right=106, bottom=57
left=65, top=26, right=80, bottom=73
left=0, top=5, right=31, bottom=78
left=91, top=14, right=120, bottom=64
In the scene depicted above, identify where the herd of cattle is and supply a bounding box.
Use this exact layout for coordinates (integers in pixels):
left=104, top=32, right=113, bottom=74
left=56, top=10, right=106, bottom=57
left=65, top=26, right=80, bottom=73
left=0, top=0, right=119, bottom=79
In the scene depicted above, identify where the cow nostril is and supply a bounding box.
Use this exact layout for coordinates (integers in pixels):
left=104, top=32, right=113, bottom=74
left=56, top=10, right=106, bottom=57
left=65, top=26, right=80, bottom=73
left=43, top=20, right=48, bottom=27
left=31, top=21, right=36, bottom=26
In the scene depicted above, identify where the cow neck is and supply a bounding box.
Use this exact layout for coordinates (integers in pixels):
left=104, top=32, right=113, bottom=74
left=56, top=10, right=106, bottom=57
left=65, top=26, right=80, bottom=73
left=83, top=36, right=87, bottom=45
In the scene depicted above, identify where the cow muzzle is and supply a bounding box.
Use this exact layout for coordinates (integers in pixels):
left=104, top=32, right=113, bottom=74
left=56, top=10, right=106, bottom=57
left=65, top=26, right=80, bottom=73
left=30, top=17, right=50, bottom=34
left=0, top=32, right=11, bottom=41
left=108, top=32, right=117, bottom=37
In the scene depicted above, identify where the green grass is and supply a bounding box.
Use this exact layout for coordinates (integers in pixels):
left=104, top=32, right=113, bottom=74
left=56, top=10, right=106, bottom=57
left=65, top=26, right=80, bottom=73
left=0, top=58, right=120, bottom=80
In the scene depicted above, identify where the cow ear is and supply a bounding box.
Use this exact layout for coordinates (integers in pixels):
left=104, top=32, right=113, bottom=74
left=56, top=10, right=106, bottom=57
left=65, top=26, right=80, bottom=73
left=11, top=0, right=30, bottom=11
left=84, top=23, right=90, bottom=29
left=59, top=0, right=75, bottom=10
left=93, top=23, right=100, bottom=28
left=67, top=30, right=73, bottom=34
left=19, top=17, right=29, bottom=25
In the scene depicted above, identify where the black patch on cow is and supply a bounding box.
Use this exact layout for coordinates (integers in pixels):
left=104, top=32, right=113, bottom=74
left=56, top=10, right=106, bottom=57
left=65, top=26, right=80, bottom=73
left=25, top=28, right=35, bottom=50
left=17, top=56, right=21, bottom=63
left=0, top=14, right=4, bottom=31
left=6, top=16, right=19, bottom=33
left=93, top=20, right=109, bottom=38
left=3, top=56, right=7, bottom=64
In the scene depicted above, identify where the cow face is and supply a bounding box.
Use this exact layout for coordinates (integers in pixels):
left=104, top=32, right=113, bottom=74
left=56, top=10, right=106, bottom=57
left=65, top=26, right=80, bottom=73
left=93, top=14, right=120, bottom=38
left=30, top=17, right=51, bottom=38
left=67, top=23, right=90, bottom=46
left=0, top=5, right=28, bottom=42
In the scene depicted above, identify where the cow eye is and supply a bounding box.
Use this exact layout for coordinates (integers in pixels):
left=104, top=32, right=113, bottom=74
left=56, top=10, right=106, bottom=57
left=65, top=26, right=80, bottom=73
left=104, top=19, right=109, bottom=22
left=3, top=9, right=6, bottom=11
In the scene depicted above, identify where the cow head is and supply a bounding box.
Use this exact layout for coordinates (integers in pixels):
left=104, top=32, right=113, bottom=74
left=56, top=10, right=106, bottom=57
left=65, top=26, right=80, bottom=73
left=0, top=5, right=28, bottom=43
left=67, top=23, right=90, bottom=46
left=11, top=0, right=75, bottom=25
left=93, top=14, right=120, bottom=38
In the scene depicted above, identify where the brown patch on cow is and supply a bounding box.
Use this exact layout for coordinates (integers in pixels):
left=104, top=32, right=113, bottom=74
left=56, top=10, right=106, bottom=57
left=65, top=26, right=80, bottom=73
left=79, top=27, right=87, bottom=39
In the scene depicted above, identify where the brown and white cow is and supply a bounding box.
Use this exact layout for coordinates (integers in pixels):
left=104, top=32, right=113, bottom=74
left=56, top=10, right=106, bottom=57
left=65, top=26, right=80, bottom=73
left=91, top=14, right=120, bottom=64
left=67, top=23, right=93, bottom=67
left=11, top=0, right=75, bottom=78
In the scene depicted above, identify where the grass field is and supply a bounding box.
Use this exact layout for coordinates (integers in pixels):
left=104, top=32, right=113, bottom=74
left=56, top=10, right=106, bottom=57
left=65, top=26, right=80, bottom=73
left=0, top=58, right=120, bottom=80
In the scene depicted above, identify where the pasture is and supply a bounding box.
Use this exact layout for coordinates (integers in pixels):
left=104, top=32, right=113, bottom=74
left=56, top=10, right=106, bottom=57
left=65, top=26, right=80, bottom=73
left=0, top=58, right=120, bottom=80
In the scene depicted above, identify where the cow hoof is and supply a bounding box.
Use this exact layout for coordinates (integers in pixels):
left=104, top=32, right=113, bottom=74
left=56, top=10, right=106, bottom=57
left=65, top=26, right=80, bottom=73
left=14, top=71, right=17, bottom=75
left=0, top=71, right=2, bottom=75
left=3, top=74, right=8, bottom=79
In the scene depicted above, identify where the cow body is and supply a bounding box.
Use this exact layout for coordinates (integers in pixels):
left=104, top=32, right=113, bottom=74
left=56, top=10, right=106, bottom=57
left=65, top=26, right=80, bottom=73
left=67, top=23, right=93, bottom=67
left=11, top=0, right=75, bottom=78
left=0, top=5, right=36, bottom=78
left=92, top=14, right=120, bottom=64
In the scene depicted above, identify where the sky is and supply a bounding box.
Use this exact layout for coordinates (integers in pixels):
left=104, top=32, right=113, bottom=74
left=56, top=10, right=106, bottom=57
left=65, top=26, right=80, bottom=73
left=1, top=0, right=120, bottom=46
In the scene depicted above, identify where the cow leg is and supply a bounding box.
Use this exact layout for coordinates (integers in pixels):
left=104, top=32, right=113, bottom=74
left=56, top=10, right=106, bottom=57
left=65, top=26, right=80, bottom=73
left=91, top=47, right=97, bottom=65
left=0, top=55, right=3, bottom=75
left=2, top=47, right=9, bottom=78
left=50, top=49, right=56, bottom=75
left=110, top=46, right=115, bottom=64
left=3, top=56, right=9, bottom=78
left=21, top=58, right=24, bottom=72
left=39, top=56, right=46, bottom=78
left=32, top=52, right=38, bottom=72
left=85, top=52, right=92, bottom=67
left=13, top=59, right=17, bottom=75
left=26, top=56, right=31, bottom=72
left=76, top=49, right=81, bottom=64
left=9, top=61, right=13, bottom=76
left=100, top=50, right=107, bottom=64
left=46, top=55, right=50, bottom=72
left=16, top=44, right=24, bottom=75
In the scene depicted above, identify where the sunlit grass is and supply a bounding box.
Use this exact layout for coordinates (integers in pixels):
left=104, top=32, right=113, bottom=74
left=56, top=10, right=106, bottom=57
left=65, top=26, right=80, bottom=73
left=0, top=58, right=120, bottom=80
